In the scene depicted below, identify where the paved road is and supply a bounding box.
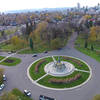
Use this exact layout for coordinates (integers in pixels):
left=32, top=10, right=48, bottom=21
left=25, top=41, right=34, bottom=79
left=0, top=32, right=100, bottom=100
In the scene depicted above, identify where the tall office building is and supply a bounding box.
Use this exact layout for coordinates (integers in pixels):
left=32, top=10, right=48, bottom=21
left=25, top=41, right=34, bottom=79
left=77, top=3, right=80, bottom=9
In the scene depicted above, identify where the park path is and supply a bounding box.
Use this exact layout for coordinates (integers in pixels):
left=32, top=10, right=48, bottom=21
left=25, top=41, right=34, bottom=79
left=66, top=32, right=78, bottom=49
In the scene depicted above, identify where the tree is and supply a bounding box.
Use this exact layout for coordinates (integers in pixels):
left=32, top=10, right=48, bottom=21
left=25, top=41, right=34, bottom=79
left=0, top=92, right=17, bottom=100
left=51, top=38, right=62, bottom=49
left=11, top=36, right=20, bottom=46
left=88, top=26, right=97, bottom=50
left=84, top=40, right=88, bottom=48
left=92, top=94, right=100, bottom=100
left=29, top=38, right=33, bottom=50
left=11, top=36, right=27, bottom=49
left=0, top=68, right=4, bottom=84
left=84, top=15, right=91, bottom=20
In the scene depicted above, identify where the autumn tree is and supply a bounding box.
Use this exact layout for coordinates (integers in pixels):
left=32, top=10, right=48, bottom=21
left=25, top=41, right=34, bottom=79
left=51, top=38, right=63, bottom=49
left=11, top=36, right=27, bottom=49
left=0, top=68, right=4, bottom=84
left=88, top=26, right=97, bottom=50
left=84, top=15, right=92, bottom=20
left=92, top=94, right=100, bottom=100
left=11, top=36, right=20, bottom=46
left=33, top=21, right=48, bottom=43
left=0, top=92, right=17, bottom=100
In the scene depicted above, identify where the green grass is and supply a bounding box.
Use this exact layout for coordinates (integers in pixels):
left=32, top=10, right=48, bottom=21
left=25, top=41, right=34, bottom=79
left=0, top=57, right=21, bottom=66
left=38, top=71, right=90, bottom=88
left=18, top=45, right=52, bottom=54
left=62, top=56, right=90, bottom=71
left=75, top=34, right=100, bottom=62
left=11, top=88, right=32, bottom=100
left=0, top=43, right=16, bottom=51
left=29, top=57, right=53, bottom=80
left=0, top=56, right=5, bottom=61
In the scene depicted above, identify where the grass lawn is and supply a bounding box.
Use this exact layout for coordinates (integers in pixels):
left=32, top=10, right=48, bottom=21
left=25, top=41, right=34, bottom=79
left=0, top=57, right=21, bottom=66
left=62, top=56, right=90, bottom=71
left=0, top=56, right=5, bottom=61
left=19, top=47, right=51, bottom=54
left=11, top=88, right=32, bottom=100
left=75, top=34, right=100, bottom=62
left=38, top=71, right=90, bottom=88
left=0, top=42, right=52, bottom=54
left=0, top=43, right=15, bottom=52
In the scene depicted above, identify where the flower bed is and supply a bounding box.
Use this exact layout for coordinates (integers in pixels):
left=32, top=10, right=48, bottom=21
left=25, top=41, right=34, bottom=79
left=35, top=59, right=46, bottom=73
left=4, top=59, right=14, bottom=63
left=49, top=74, right=81, bottom=84
left=63, top=57, right=83, bottom=66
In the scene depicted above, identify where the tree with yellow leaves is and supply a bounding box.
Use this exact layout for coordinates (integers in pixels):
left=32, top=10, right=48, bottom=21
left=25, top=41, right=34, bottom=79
left=11, top=36, right=27, bottom=49
left=84, top=15, right=92, bottom=20
left=88, top=26, right=97, bottom=50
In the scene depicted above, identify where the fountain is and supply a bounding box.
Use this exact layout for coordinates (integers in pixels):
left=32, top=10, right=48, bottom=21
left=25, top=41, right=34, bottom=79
left=44, top=56, right=75, bottom=77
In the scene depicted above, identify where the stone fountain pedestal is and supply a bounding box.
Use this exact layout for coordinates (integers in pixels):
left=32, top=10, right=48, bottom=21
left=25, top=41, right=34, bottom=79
left=44, top=61, right=75, bottom=77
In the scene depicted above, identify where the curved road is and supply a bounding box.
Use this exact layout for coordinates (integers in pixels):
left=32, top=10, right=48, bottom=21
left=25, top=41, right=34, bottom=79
left=0, top=32, right=100, bottom=100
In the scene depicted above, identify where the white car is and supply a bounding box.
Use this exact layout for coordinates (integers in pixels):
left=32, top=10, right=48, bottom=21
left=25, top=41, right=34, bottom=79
left=24, top=90, right=31, bottom=97
left=3, top=75, right=7, bottom=81
left=0, top=84, right=5, bottom=91
left=8, top=52, right=12, bottom=54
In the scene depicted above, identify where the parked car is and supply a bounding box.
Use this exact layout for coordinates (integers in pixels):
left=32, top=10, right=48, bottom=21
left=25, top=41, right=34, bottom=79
left=3, top=75, right=7, bottom=81
left=8, top=52, right=12, bottom=54
left=0, top=84, right=5, bottom=91
left=44, top=51, right=48, bottom=53
left=57, top=48, right=62, bottom=50
left=32, top=54, right=37, bottom=57
left=39, top=95, right=56, bottom=100
left=24, top=90, right=31, bottom=97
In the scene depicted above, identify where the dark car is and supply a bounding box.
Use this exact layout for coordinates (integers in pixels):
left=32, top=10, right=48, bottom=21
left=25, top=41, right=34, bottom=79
left=57, top=48, right=62, bottom=50
left=24, top=90, right=31, bottom=97
left=44, top=51, right=48, bottom=53
left=8, top=52, right=12, bottom=54
left=39, top=95, right=56, bottom=100
left=32, top=54, right=37, bottom=57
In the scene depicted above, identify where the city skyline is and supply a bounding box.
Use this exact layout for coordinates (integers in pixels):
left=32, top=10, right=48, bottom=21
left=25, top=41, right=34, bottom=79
left=0, top=0, right=100, bottom=12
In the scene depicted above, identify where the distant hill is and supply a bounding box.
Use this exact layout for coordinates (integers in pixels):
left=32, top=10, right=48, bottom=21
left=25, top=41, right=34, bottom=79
left=4, top=7, right=71, bottom=13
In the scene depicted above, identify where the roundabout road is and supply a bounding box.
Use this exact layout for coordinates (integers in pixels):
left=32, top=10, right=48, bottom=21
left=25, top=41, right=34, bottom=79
left=0, top=32, right=100, bottom=100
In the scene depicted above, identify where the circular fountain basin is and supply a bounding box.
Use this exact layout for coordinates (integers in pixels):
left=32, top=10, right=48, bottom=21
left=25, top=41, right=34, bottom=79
left=44, top=61, right=75, bottom=77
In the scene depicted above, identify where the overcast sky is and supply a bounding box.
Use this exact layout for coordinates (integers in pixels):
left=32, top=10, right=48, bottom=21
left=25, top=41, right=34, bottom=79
left=0, top=0, right=100, bottom=12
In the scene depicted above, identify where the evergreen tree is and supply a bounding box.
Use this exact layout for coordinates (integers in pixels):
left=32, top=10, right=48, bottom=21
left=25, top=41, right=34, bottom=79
left=84, top=40, right=88, bottom=48
left=29, top=38, right=33, bottom=50
left=91, top=44, right=94, bottom=51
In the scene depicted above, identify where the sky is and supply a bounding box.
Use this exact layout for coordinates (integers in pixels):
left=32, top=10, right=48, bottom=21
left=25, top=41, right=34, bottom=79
left=0, top=0, right=100, bottom=12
